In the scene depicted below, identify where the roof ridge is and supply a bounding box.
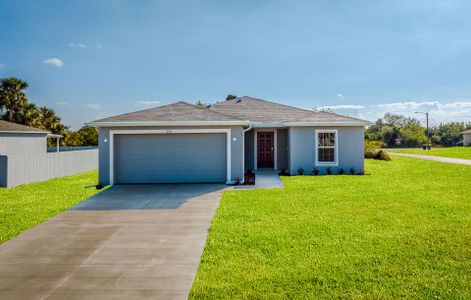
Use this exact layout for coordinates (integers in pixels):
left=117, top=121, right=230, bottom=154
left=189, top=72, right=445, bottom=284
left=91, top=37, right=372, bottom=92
left=177, top=101, right=245, bottom=121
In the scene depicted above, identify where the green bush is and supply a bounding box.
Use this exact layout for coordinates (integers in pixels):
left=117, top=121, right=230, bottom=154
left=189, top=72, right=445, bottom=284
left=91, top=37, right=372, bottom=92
left=364, top=140, right=391, bottom=161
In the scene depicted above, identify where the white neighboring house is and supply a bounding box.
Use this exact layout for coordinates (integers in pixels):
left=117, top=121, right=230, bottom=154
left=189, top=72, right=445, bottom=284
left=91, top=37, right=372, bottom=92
left=463, top=129, right=471, bottom=146
left=0, top=120, right=61, bottom=154
left=0, top=120, right=97, bottom=188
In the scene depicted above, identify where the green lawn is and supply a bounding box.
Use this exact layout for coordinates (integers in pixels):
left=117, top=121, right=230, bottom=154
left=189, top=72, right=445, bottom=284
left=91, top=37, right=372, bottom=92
left=190, top=158, right=471, bottom=299
left=388, top=146, right=471, bottom=159
left=0, top=170, right=101, bottom=244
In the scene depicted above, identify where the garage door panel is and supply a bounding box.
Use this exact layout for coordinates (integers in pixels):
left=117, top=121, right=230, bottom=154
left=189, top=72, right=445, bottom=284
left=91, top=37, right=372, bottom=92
left=114, top=133, right=226, bottom=183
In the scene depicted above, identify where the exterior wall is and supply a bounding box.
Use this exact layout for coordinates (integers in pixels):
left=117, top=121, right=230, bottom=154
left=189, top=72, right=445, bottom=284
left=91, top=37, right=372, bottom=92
left=0, top=150, right=98, bottom=188
left=288, top=127, right=365, bottom=175
left=0, top=133, right=47, bottom=155
left=244, top=130, right=254, bottom=171
left=98, top=126, right=244, bottom=185
left=277, top=129, right=288, bottom=171
left=464, top=133, right=471, bottom=146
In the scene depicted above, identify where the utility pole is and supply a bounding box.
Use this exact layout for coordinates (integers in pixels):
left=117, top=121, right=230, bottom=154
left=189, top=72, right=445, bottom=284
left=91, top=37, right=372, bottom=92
left=415, top=111, right=430, bottom=149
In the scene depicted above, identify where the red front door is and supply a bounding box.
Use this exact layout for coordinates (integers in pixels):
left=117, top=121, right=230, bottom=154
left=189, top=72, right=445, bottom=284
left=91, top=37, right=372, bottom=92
left=257, top=132, right=274, bottom=168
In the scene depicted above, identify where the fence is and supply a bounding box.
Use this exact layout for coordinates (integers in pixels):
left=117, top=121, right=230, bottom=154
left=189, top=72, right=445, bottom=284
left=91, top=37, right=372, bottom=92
left=0, top=149, right=98, bottom=188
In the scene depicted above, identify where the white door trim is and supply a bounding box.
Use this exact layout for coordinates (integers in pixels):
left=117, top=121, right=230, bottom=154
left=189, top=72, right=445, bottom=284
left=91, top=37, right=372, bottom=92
left=109, top=129, right=231, bottom=185
left=253, top=129, right=278, bottom=171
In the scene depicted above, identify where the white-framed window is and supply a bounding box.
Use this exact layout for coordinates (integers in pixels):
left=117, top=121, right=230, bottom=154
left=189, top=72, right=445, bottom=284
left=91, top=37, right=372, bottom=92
left=315, top=129, right=338, bottom=166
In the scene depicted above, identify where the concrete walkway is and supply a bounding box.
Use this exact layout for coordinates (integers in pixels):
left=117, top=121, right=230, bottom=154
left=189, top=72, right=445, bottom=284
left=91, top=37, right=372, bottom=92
left=389, top=152, right=471, bottom=166
left=0, top=184, right=225, bottom=300
left=254, top=169, right=284, bottom=189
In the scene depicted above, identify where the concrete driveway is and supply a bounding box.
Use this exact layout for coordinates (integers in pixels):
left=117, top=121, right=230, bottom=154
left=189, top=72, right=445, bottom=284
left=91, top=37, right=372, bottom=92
left=0, top=184, right=226, bottom=300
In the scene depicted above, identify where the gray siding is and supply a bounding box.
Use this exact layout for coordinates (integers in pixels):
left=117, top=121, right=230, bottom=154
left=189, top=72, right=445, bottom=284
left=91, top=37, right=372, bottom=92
left=244, top=130, right=254, bottom=171
left=277, top=129, right=288, bottom=171
left=464, top=133, right=471, bottom=146
left=0, top=133, right=47, bottom=155
left=115, top=134, right=226, bottom=183
left=98, top=126, right=244, bottom=185
left=289, top=127, right=365, bottom=175
left=0, top=150, right=98, bottom=188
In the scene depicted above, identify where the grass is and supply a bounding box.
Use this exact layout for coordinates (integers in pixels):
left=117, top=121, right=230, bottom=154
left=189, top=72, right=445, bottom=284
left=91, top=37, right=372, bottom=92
left=388, top=146, right=471, bottom=159
left=0, top=170, right=101, bottom=244
left=190, top=157, right=471, bottom=299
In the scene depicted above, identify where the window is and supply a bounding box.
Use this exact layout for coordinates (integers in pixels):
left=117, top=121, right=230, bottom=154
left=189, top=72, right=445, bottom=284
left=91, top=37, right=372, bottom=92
left=315, top=130, right=338, bottom=165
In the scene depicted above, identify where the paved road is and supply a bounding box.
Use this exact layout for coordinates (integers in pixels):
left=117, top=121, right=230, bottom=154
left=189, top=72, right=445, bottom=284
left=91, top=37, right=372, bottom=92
left=0, top=184, right=225, bottom=300
left=388, top=152, right=471, bottom=166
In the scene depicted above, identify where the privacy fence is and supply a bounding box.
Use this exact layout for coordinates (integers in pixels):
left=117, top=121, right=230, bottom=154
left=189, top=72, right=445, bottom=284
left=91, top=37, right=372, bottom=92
left=0, top=149, right=98, bottom=188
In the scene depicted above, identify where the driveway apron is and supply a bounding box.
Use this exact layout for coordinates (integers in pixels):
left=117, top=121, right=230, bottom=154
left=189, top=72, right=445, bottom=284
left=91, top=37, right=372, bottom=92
left=0, top=184, right=225, bottom=300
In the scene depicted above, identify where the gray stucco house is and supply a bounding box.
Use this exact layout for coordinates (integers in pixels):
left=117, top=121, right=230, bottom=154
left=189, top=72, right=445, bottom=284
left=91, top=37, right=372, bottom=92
left=88, top=96, right=370, bottom=185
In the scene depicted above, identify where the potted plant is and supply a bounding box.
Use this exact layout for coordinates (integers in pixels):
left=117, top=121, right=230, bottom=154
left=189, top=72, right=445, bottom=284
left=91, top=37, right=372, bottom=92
left=326, top=167, right=332, bottom=175
left=349, top=167, right=356, bottom=175
left=297, top=168, right=304, bottom=175
left=312, top=168, right=320, bottom=175
left=338, top=168, right=345, bottom=175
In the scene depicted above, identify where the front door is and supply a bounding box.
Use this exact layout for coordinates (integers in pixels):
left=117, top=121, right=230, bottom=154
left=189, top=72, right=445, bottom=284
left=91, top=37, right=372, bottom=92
left=257, top=132, right=274, bottom=168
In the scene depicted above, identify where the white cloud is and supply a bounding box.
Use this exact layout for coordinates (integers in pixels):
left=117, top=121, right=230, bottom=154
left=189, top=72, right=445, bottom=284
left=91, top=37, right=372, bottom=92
left=337, top=93, right=344, bottom=99
left=69, top=42, right=87, bottom=48
left=96, top=44, right=102, bottom=50
left=86, top=103, right=101, bottom=110
left=0, top=64, right=4, bottom=69
left=43, top=58, right=64, bottom=68
left=56, top=101, right=68, bottom=105
left=136, top=100, right=161, bottom=105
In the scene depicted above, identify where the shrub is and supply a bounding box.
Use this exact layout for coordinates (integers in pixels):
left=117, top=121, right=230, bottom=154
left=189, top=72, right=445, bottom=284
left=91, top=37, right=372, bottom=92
left=365, top=149, right=391, bottom=161
left=338, top=168, right=345, bottom=175
left=349, top=167, right=356, bottom=175
left=297, top=168, right=304, bottom=175
left=374, top=150, right=391, bottom=161
left=326, top=167, right=332, bottom=175
left=312, top=168, right=320, bottom=176
left=365, top=140, right=384, bottom=151
left=360, top=169, right=366, bottom=175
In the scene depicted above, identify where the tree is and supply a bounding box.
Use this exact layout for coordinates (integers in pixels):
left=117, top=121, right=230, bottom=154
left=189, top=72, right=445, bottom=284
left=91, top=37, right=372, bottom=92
left=13, top=103, right=42, bottom=128
left=0, top=77, right=29, bottom=122
left=226, top=95, right=237, bottom=100
left=195, top=100, right=211, bottom=108
left=77, top=126, right=98, bottom=146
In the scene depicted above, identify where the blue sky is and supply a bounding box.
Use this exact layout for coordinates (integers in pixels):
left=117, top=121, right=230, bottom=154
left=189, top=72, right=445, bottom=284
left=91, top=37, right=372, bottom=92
left=1, top=0, right=471, bottom=129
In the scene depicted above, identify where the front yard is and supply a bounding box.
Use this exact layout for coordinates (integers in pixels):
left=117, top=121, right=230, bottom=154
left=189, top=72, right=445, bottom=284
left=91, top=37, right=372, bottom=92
left=388, top=146, right=471, bottom=159
left=190, top=157, right=471, bottom=299
left=0, top=170, right=101, bottom=243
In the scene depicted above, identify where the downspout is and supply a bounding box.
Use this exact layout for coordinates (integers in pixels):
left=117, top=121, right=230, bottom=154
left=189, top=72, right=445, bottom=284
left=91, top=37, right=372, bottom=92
left=242, top=121, right=253, bottom=183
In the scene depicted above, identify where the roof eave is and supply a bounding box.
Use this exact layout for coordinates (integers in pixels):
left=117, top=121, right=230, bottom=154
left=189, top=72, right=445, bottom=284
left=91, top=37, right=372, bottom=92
left=0, top=130, right=50, bottom=134
left=87, top=120, right=251, bottom=127
left=284, top=121, right=372, bottom=127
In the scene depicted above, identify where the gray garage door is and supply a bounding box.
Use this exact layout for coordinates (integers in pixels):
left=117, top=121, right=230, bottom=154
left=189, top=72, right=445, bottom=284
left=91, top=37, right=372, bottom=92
left=114, top=133, right=226, bottom=184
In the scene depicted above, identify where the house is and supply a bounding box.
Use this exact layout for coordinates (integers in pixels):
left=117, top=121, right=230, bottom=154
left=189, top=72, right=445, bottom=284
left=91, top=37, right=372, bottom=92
left=0, top=120, right=96, bottom=188
left=463, top=129, right=471, bottom=146
left=0, top=120, right=61, bottom=154
left=88, top=96, right=370, bottom=185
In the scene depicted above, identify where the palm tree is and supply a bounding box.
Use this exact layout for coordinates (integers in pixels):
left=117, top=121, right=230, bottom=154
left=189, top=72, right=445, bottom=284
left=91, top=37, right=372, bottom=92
left=0, top=77, right=29, bottom=122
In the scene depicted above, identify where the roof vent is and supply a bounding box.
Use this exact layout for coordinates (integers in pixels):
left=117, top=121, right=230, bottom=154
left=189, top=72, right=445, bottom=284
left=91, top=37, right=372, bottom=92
left=236, top=99, right=242, bottom=103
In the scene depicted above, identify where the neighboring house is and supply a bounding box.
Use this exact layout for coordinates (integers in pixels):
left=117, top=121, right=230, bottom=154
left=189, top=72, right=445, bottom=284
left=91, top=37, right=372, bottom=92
left=463, top=129, right=471, bottom=146
left=0, top=120, right=51, bottom=154
left=0, top=120, right=96, bottom=188
left=89, top=96, right=370, bottom=185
